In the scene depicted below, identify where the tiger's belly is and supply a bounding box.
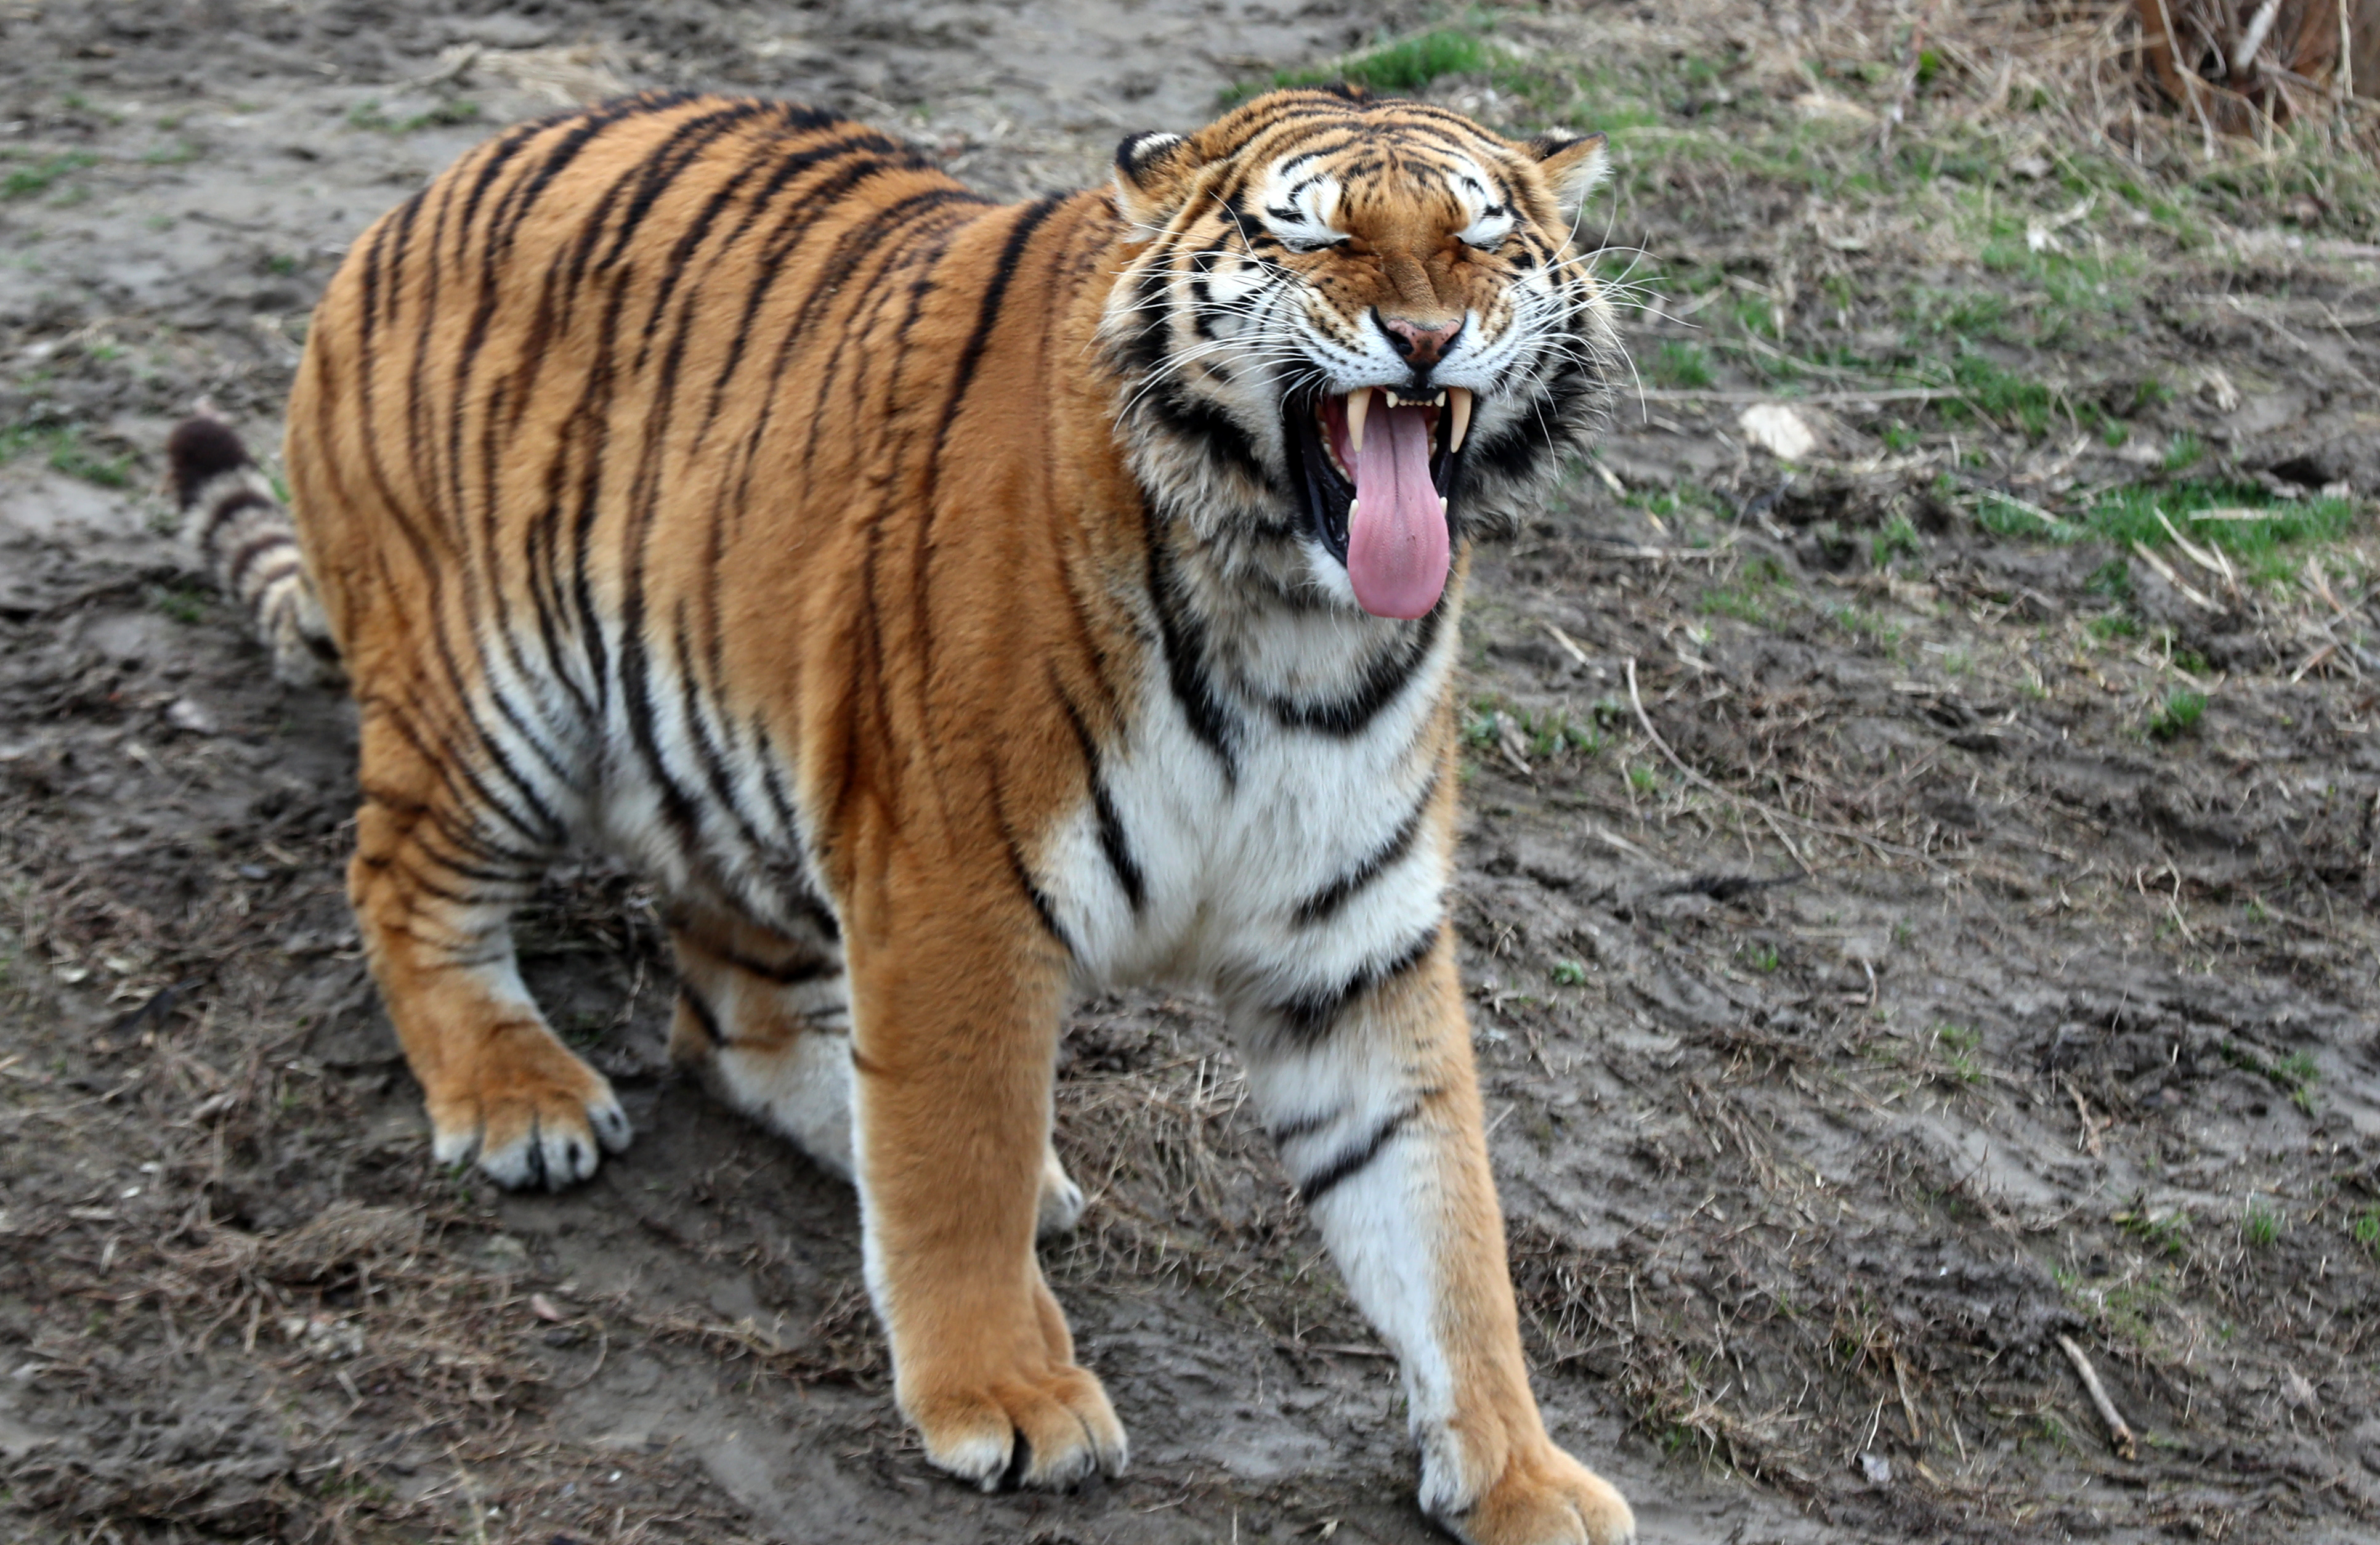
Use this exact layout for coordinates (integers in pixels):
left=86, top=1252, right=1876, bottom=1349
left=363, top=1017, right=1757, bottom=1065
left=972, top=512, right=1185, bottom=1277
left=572, top=602, right=1454, bottom=1015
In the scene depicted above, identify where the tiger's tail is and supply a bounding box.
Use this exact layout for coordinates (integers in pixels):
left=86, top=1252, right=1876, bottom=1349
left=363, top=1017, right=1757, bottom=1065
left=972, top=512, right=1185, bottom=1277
left=165, top=414, right=341, bottom=686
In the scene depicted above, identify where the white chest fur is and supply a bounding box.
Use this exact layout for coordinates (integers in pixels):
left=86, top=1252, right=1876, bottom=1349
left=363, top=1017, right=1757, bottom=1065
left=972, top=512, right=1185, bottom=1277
left=1040, top=600, right=1458, bottom=1007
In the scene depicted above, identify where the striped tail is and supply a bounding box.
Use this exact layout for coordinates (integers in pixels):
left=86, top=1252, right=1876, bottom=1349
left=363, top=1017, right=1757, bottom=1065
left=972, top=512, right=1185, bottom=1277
left=165, top=415, right=341, bottom=686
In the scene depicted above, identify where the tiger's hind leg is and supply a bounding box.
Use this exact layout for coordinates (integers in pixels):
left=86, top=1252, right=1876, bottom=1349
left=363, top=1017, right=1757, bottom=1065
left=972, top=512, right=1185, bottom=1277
left=666, top=894, right=1086, bottom=1235
left=666, top=895, right=855, bottom=1178
left=349, top=705, right=631, bottom=1191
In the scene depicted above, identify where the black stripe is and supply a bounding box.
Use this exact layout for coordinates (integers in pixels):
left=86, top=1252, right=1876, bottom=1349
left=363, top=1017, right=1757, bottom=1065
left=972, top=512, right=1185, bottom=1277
left=1005, top=831, right=1072, bottom=955
left=236, top=560, right=301, bottom=596
left=381, top=853, right=504, bottom=910
left=1090, top=784, right=1144, bottom=914
left=1291, top=774, right=1437, bottom=927
left=791, top=187, right=990, bottom=477
left=198, top=487, right=277, bottom=544
left=455, top=117, right=548, bottom=236
left=1142, top=508, right=1237, bottom=781
left=1297, top=1105, right=1420, bottom=1206
left=680, top=985, right=726, bottom=1048
left=1273, top=925, right=1439, bottom=1042
left=1271, top=1106, right=1335, bottom=1143
left=711, top=941, right=839, bottom=987
left=695, top=142, right=921, bottom=440
left=1266, top=601, right=1444, bottom=737
left=1143, top=385, right=1273, bottom=490
left=710, top=155, right=944, bottom=513
left=593, top=100, right=776, bottom=274
left=488, top=93, right=699, bottom=258
left=628, top=131, right=783, bottom=376
left=925, top=195, right=1066, bottom=482
left=904, top=192, right=1067, bottom=666
left=222, top=532, right=296, bottom=591
left=1055, top=682, right=1144, bottom=914
left=671, top=607, right=778, bottom=862
left=451, top=120, right=636, bottom=742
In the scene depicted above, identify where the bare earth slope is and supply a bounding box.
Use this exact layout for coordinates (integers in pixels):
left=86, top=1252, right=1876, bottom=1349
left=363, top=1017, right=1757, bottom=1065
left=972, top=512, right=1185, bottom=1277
left=2, top=4, right=2378, bottom=1543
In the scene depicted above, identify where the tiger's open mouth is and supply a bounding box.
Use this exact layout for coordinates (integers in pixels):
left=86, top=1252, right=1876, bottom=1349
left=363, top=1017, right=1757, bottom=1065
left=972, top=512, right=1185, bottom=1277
left=1289, top=385, right=1473, bottom=618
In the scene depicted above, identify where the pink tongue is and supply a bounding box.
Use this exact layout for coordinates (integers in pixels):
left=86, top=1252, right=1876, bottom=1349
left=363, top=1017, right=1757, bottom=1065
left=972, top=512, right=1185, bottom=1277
left=1346, top=402, right=1450, bottom=618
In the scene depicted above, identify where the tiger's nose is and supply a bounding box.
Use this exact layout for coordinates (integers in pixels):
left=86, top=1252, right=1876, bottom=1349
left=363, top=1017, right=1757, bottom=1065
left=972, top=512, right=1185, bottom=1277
left=1376, top=312, right=1464, bottom=371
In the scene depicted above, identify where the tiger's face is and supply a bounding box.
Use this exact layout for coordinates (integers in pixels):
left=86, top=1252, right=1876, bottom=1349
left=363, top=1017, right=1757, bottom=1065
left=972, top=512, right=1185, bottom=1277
left=1102, top=87, right=1617, bottom=619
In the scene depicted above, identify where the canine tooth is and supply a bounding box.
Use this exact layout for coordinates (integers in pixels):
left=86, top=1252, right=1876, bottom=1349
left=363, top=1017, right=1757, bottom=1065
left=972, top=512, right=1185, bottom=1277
left=1347, top=497, right=1359, bottom=524
left=1446, top=386, right=1473, bottom=454
left=1345, top=386, right=1371, bottom=454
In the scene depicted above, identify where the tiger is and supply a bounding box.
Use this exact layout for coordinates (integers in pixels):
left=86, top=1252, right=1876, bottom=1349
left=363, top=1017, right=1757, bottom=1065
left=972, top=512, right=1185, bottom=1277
left=166, top=85, right=1632, bottom=1543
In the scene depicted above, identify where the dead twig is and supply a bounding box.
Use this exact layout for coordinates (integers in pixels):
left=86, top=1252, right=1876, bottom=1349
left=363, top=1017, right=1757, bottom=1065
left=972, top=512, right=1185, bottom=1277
left=2056, top=1334, right=2139, bottom=1461
left=1625, top=659, right=1936, bottom=869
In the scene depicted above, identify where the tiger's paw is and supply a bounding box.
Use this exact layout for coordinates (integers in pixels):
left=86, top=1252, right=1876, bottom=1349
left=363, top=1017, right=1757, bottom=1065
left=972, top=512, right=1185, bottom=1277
left=909, top=1362, right=1127, bottom=1492
left=1035, top=1143, right=1087, bottom=1238
left=426, top=1037, right=632, bottom=1191
left=1436, top=1442, right=1635, bottom=1545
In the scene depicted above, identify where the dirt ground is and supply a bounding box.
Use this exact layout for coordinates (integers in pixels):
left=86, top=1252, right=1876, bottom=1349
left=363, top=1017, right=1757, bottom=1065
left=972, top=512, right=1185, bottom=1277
left=4, top=2, right=2380, bottom=1543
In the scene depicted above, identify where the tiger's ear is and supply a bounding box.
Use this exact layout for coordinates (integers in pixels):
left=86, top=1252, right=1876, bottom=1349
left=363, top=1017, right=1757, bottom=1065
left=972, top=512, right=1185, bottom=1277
left=1524, top=129, right=1609, bottom=227
left=1112, top=130, right=1199, bottom=231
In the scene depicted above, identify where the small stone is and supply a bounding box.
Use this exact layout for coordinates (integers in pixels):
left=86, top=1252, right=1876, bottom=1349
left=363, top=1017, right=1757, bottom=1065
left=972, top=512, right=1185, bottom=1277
left=2283, top=1368, right=2318, bottom=1410
left=165, top=697, right=218, bottom=736
left=1859, top=1451, right=1892, bottom=1485
left=1738, top=403, right=1817, bottom=463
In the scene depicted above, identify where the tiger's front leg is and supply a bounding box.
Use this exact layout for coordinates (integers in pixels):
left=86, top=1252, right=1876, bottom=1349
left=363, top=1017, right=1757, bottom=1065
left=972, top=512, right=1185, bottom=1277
left=1237, top=925, right=1635, bottom=1545
left=841, top=848, right=1126, bottom=1491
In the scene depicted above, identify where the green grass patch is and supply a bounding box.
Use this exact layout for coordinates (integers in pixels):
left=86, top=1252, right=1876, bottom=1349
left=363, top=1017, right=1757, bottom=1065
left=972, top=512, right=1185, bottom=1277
left=1904, top=285, right=2011, bottom=343
left=2115, top=1206, right=2191, bottom=1259
left=1975, top=479, right=2360, bottom=587
left=1828, top=604, right=1903, bottom=654
left=1977, top=218, right=2138, bottom=315
left=1223, top=22, right=1664, bottom=131
left=348, top=97, right=483, bottom=134
left=2, top=152, right=95, bottom=200
left=1462, top=699, right=1607, bottom=761
left=1229, top=26, right=1515, bottom=103
left=2354, top=1202, right=2380, bottom=1257
left=2147, top=688, right=2204, bottom=741
left=1649, top=339, right=1713, bottom=389
left=1312, top=28, right=1494, bottom=94
left=1699, top=555, right=1792, bottom=629
left=0, top=424, right=134, bottom=487
left=150, top=581, right=211, bottom=625
left=1975, top=492, right=2082, bottom=540
left=2219, top=1040, right=2319, bottom=1109
left=2083, top=480, right=2357, bottom=567
left=1940, top=351, right=2080, bottom=438
left=1871, top=513, right=1921, bottom=567
left=2243, top=1198, right=2283, bottom=1250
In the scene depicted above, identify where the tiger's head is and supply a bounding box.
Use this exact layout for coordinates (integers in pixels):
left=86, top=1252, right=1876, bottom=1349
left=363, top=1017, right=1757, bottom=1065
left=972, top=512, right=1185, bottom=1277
left=1100, top=86, right=1618, bottom=620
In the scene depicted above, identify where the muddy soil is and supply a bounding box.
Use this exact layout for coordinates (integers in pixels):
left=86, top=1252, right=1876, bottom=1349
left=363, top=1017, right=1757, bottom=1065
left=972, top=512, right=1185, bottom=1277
left=3, top=4, right=2379, bottom=1544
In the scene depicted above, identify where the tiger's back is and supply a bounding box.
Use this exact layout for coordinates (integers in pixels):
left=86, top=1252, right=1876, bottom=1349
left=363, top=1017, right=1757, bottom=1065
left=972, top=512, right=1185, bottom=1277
left=290, top=94, right=1138, bottom=922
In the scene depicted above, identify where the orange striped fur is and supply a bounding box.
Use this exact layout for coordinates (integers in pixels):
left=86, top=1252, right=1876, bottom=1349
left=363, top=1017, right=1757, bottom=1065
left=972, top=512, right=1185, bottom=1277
left=170, top=87, right=1631, bottom=1541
